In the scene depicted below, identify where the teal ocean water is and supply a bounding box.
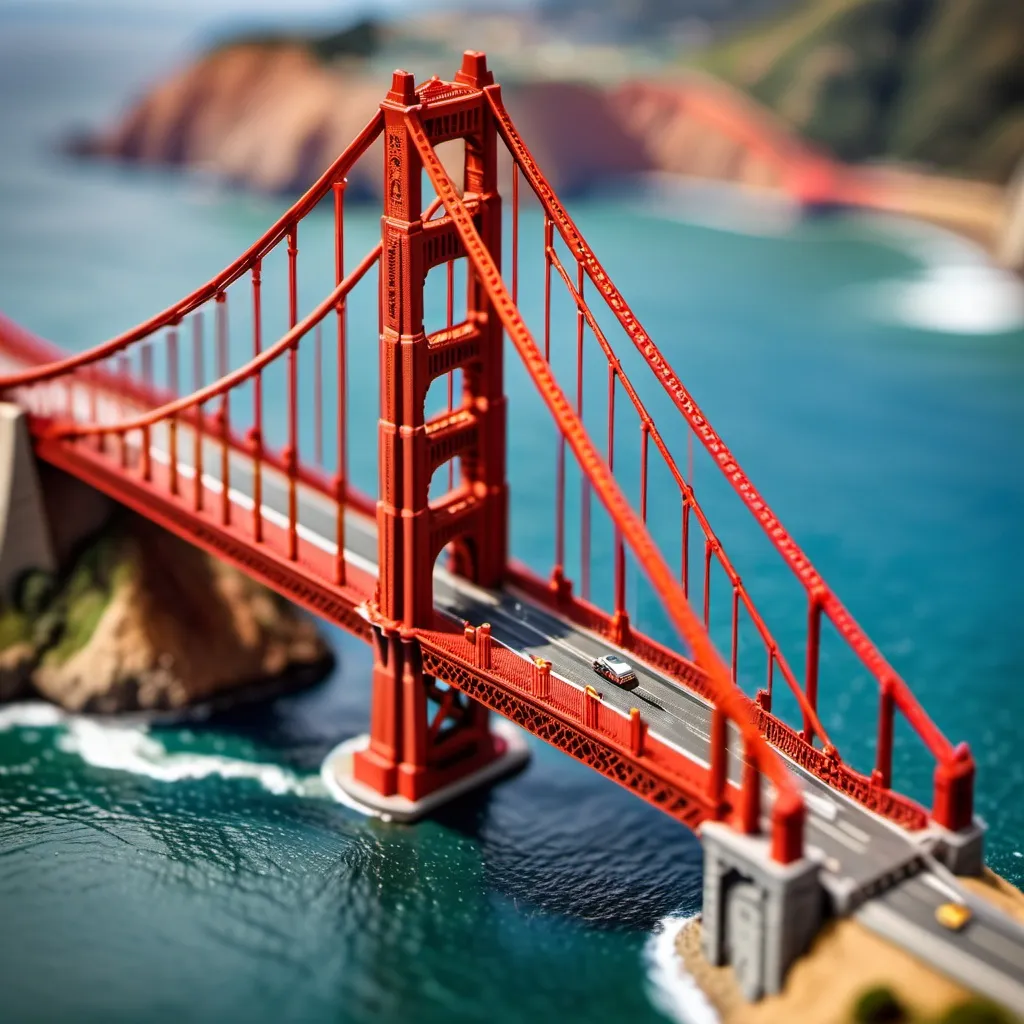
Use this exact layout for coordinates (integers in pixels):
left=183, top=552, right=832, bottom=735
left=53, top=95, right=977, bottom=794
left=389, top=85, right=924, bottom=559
left=0, top=6, right=1022, bottom=1023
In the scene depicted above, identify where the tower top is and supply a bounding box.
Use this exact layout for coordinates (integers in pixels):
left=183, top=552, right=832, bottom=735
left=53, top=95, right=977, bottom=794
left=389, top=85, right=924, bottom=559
left=387, top=70, right=416, bottom=105
left=455, top=50, right=493, bottom=89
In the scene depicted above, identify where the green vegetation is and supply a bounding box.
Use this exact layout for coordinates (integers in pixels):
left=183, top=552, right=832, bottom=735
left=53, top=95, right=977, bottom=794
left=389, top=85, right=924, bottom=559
left=847, top=986, right=1021, bottom=1024
left=854, top=985, right=909, bottom=1022
left=936, top=999, right=1021, bottom=1024
left=44, top=586, right=109, bottom=665
left=13, top=569, right=56, bottom=619
left=0, top=605, right=32, bottom=649
left=40, top=533, right=131, bottom=666
left=0, top=526, right=135, bottom=672
left=688, top=0, right=1024, bottom=184
left=213, top=17, right=382, bottom=62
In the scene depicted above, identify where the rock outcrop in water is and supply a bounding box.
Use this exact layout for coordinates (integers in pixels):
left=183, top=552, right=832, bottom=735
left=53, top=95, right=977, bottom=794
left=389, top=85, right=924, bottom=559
left=0, top=510, right=333, bottom=713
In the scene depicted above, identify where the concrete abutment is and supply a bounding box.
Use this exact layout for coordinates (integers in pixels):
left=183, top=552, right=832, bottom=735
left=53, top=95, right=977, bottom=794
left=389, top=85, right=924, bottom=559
left=0, top=404, right=57, bottom=597
left=0, top=403, right=115, bottom=600
left=701, top=821, right=825, bottom=1001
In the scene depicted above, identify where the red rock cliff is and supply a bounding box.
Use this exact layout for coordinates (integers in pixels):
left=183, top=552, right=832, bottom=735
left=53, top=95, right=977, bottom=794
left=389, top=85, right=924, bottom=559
left=82, top=45, right=812, bottom=197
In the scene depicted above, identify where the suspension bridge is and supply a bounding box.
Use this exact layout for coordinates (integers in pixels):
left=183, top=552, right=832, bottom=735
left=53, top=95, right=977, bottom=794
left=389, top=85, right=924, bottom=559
left=0, top=52, right=1020, bottom=1009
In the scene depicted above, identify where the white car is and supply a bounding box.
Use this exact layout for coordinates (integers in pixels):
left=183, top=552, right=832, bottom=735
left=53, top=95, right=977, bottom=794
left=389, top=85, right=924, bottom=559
left=592, top=654, right=638, bottom=690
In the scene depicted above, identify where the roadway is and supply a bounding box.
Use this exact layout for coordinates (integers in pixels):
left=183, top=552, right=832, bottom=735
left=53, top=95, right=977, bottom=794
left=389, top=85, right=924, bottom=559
left=4, top=369, right=1024, bottom=1013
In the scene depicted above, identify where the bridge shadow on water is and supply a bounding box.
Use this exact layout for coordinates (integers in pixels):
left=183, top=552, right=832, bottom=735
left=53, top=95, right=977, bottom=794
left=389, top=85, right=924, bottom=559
left=174, top=685, right=704, bottom=933
left=426, top=770, right=705, bottom=932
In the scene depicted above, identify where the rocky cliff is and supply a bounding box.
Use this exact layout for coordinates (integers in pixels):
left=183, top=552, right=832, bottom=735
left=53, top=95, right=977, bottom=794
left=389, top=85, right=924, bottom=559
left=70, top=24, right=1016, bottom=258
left=73, top=43, right=780, bottom=198
left=0, top=509, right=333, bottom=714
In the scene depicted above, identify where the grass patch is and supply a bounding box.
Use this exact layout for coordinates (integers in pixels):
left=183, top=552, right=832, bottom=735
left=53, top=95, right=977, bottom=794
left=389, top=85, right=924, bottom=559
left=0, top=606, right=33, bottom=649
left=0, top=524, right=138, bottom=669
left=43, top=587, right=110, bottom=666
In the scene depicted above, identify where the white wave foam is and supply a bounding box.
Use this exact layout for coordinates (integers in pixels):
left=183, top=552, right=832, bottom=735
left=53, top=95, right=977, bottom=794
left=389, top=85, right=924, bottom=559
left=56, top=718, right=324, bottom=796
left=0, top=701, right=67, bottom=730
left=0, top=702, right=326, bottom=798
left=849, top=214, right=1024, bottom=335
left=856, top=213, right=990, bottom=268
left=871, top=264, right=1024, bottom=334
left=631, top=175, right=801, bottom=238
left=644, top=915, right=720, bottom=1024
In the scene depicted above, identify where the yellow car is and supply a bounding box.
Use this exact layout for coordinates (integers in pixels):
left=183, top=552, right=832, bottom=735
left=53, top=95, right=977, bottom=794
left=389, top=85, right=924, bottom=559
left=935, top=902, right=972, bottom=931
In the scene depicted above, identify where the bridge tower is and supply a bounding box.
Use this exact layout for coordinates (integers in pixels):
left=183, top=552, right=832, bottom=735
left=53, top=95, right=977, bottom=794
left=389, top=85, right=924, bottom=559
left=350, top=53, right=520, bottom=812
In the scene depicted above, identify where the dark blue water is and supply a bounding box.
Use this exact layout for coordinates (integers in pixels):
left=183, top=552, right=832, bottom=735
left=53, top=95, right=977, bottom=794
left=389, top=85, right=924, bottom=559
left=0, top=6, right=1022, bottom=1023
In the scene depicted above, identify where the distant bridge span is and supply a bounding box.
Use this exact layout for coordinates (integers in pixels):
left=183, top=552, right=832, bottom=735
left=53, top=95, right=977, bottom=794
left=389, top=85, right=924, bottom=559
left=612, top=72, right=879, bottom=207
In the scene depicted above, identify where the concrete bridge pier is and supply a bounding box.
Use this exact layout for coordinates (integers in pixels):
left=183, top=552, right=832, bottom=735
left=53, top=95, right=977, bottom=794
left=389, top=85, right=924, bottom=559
left=0, top=404, right=57, bottom=597
left=701, top=821, right=825, bottom=1001
left=0, top=403, right=113, bottom=602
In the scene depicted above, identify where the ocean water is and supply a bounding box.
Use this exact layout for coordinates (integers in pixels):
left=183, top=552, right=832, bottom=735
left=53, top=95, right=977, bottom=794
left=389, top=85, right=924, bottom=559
left=0, top=5, right=1023, bottom=1023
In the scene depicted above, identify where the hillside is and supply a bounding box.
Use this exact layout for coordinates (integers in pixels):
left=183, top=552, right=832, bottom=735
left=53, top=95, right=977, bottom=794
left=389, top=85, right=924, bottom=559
left=66, top=5, right=1019, bottom=263
left=691, top=0, right=1024, bottom=184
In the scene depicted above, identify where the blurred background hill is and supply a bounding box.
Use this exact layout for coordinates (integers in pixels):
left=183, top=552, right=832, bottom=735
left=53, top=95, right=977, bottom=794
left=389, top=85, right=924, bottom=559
left=690, top=0, right=1024, bottom=185
left=201, top=0, right=1024, bottom=186
left=53, top=0, right=1024, bottom=268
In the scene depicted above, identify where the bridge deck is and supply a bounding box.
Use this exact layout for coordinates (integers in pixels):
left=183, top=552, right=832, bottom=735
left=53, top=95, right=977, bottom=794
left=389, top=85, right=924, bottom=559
left=3, top=342, right=1023, bottom=1013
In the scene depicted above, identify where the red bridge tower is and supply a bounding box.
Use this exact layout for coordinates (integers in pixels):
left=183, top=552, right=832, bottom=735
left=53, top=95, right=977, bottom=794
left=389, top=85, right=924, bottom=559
left=352, top=55, right=516, bottom=809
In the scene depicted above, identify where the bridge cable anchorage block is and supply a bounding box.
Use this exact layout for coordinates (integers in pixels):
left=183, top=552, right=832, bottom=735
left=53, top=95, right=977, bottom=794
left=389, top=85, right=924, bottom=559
left=455, top=50, right=494, bottom=89
left=386, top=70, right=417, bottom=107
left=701, top=819, right=822, bottom=1000
left=929, top=742, right=981, bottom=874
left=926, top=814, right=986, bottom=878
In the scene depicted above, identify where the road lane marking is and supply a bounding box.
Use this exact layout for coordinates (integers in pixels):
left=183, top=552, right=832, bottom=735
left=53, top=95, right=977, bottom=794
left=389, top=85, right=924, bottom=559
left=808, top=815, right=868, bottom=854
left=802, top=789, right=839, bottom=822
left=837, top=819, right=871, bottom=843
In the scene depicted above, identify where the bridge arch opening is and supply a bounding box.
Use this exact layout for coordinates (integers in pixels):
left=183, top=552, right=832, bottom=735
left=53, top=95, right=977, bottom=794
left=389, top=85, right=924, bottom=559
left=422, top=137, right=465, bottom=203
left=443, top=534, right=477, bottom=582
left=429, top=532, right=479, bottom=592
left=424, top=365, right=465, bottom=421
left=428, top=455, right=462, bottom=504
left=422, top=249, right=470, bottom=340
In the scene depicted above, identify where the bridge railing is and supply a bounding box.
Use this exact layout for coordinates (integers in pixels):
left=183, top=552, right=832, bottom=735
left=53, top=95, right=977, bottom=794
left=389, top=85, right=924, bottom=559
left=408, top=106, right=807, bottom=865
left=485, top=89, right=974, bottom=833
